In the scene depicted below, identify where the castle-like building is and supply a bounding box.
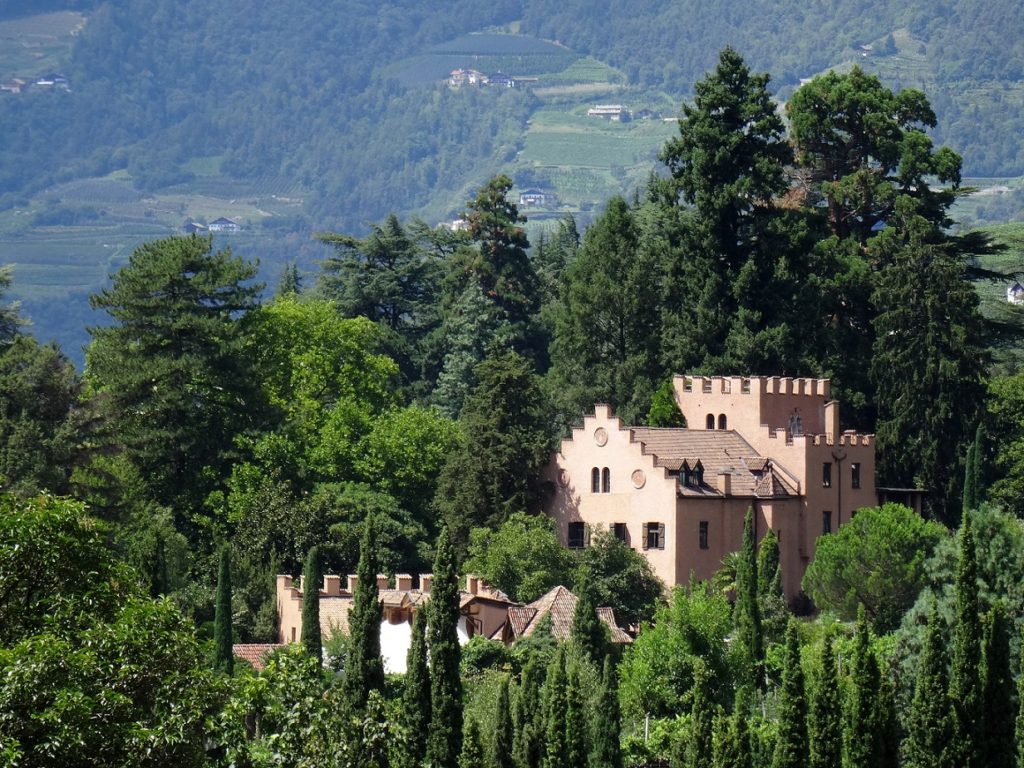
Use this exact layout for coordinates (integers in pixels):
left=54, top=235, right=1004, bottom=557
left=544, top=375, right=882, bottom=601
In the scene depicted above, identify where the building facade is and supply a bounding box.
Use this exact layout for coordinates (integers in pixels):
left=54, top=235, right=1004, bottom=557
left=543, top=375, right=877, bottom=601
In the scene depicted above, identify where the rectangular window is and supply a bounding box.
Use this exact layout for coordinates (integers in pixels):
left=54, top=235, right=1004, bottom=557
left=822, top=462, right=832, bottom=488
left=822, top=510, right=832, bottom=535
left=568, top=522, right=585, bottom=549
left=643, top=522, right=665, bottom=550
left=699, top=521, right=709, bottom=550
left=851, top=463, right=861, bottom=489
left=613, top=522, right=628, bottom=542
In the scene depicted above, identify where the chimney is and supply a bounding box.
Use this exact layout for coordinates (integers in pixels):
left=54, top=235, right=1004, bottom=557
left=420, top=574, right=433, bottom=593
left=396, top=573, right=413, bottom=591
left=347, top=574, right=358, bottom=593
left=466, top=575, right=479, bottom=595
left=718, top=471, right=732, bottom=496
left=376, top=574, right=390, bottom=590
left=323, top=574, right=341, bottom=595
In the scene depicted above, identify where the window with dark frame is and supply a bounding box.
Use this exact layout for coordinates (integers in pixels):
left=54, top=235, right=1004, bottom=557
left=642, top=521, right=665, bottom=550
left=568, top=521, right=586, bottom=549
left=717, top=414, right=727, bottom=430
left=851, top=462, right=861, bottom=489
left=699, top=520, right=709, bottom=549
left=822, top=462, right=832, bottom=487
left=591, top=467, right=600, bottom=493
left=706, top=413, right=715, bottom=429
left=613, top=522, right=628, bottom=542
left=822, top=510, right=832, bottom=534
left=601, top=467, right=611, bottom=493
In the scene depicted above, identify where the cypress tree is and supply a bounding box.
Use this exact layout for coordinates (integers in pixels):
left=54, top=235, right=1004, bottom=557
left=402, top=607, right=431, bottom=767
left=345, top=519, right=385, bottom=709
left=905, top=606, right=953, bottom=768
left=772, top=621, right=808, bottom=768
left=874, top=673, right=900, bottom=768
left=757, top=529, right=787, bottom=645
left=571, top=582, right=608, bottom=664
left=461, top=718, right=486, bottom=768
left=428, top=526, right=463, bottom=768
left=844, top=606, right=879, bottom=768
left=514, top=658, right=544, bottom=768
left=982, top=602, right=1016, bottom=768
left=302, top=545, right=323, bottom=662
left=1016, top=632, right=1024, bottom=768
left=688, top=657, right=715, bottom=768
left=543, top=648, right=569, bottom=768
left=494, top=675, right=515, bottom=768
left=734, top=508, right=763, bottom=686
left=950, top=513, right=983, bottom=768
left=963, top=427, right=980, bottom=512
left=213, top=546, right=233, bottom=675
left=808, top=634, right=841, bottom=768
left=565, top=660, right=588, bottom=768
left=715, top=687, right=753, bottom=768
left=591, top=655, right=623, bottom=768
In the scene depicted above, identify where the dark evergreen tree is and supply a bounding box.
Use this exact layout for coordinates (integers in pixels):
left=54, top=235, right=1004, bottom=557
left=757, top=528, right=787, bottom=645
left=213, top=546, right=233, bottom=675
left=301, top=545, right=322, bottom=663
left=570, top=581, right=608, bottom=664
left=687, top=657, right=715, bottom=768
left=542, top=648, right=569, bottom=768
left=964, top=423, right=987, bottom=512
left=276, top=260, right=301, bottom=296
left=647, top=377, right=686, bottom=427
left=874, top=658, right=901, bottom=768
left=734, top=508, right=763, bottom=686
left=1016, top=633, right=1024, bottom=768
left=906, top=606, right=954, bottom=768
left=514, top=657, right=545, bottom=768
left=494, top=674, right=515, bottom=768
left=402, top=608, right=431, bottom=767
left=344, top=520, right=384, bottom=709
left=808, top=634, right=841, bottom=768
left=950, top=513, right=983, bottom=768
left=844, top=606, right=879, bottom=768
left=428, top=526, right=463, bottom=768
left=715, top=686, right=753, bottom=768
left=434, top=350, right=551, bottom=548
left=771, top=621, right=808, bottom=768
left=591, top=655, right=623, bottom=768
left=461, top=718, right=486, bottom=768
left=982, top=602, right=1015, bottom=768
left=565, top=660, right=588, bottom=768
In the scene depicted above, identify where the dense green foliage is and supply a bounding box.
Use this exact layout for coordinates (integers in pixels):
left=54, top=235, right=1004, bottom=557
left=428, top=526, right=463, bottom=767
left=213, top=546, right=233, bottom=675
left=345, top=522, right=384, bottom=709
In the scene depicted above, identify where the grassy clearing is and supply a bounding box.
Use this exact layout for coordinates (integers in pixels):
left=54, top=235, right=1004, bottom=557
left=0, top=11, right=84, bottom=78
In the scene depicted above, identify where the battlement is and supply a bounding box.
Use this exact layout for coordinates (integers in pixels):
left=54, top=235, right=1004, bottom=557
left=769, top=429, right=875, bottom=447
left=678, top=375, right=830, bottom=399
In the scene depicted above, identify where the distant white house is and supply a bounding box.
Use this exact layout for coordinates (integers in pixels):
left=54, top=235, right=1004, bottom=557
left=1007, top=282, right=1024, bottom=305
left=208, top=217, right=241, bottom=232
left=587, top=104, right=628, bottom=120
left=518, top=188, right=556, bottom=208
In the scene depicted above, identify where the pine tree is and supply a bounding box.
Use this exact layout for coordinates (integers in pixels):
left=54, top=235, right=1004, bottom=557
left=964, top=423, right=986, bottom=512
left=301, top=545, right=323, bottom=663
left=543, top=648, right=569, bottom=768
left=461, top=718, right=486, bottom=768
left=514, top=658, right=544, bottom=768
left=950, top=513, right=983, bottom=768
left=276, top=260, right=301, bottom=296
left=565, top=660, right=588, bottom=768
left=428, top=526, right=463, bottom=768
left=688, top=657, right=715, bottom=768
left=757, top=529, right=787, bottom=644
left=591, top=655, right=623, bottom=768
left=772, top=621, right=808, bottom=768
left=1016, top=634, right=1024, bottom=768
left=402, top=608, right=431, bottom=767
left=844, top=606, right=879, bottom=768
left=571, top=582, right=608, bottom=664
left=734, top=508, right=763, bottom=686
left=982, top=602, right=1016, bottom=768
left=905, top=606, right=954, bottom=768
left=344, top=519, right=384, bottom=709
left=808, top=634, right=841, bottom=768
left=493, top=674, right=515, bottom=768
left=213, top=546, right=233, bottom=675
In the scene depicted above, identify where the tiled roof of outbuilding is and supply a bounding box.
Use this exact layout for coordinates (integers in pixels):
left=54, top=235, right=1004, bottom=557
left=233, top=644, right=284, bottom=671
left=506, top=585, right=632, bottom=644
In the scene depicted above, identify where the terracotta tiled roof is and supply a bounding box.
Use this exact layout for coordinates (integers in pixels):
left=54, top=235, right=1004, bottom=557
left=507, top=585, right=631, bottom=644
left=628, top=427, right=795, bottom=498
left=233, top=644, right=283, bottom=671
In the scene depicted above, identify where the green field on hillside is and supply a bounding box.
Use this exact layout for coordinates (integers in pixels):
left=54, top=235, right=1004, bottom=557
left=0, top=11, right=83, bottom=78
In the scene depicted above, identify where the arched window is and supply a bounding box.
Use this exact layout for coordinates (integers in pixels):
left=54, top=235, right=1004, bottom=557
left=718, top=413, right=727, bottom=430
left=706, top=413, right=715, bottom=429
left=591, top=467, right=600, bottom=493
left=601, top=467, right=611, bottom=493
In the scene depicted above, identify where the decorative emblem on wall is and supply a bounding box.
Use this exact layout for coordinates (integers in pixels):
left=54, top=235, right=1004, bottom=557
left=594, top=427, right=608, bottom=446
left=631, top=469, right=646, bottom=488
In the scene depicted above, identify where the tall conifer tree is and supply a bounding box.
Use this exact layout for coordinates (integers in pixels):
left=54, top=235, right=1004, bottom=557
left=461, top=718, right=485, bottom=768
left=565, top=660, right=588, bottom=768
left=808, top=634, right=841, bottom=768
left=982, top=602, right=1016, bottom=768
left=301, top=545, right=322, bottom=663
left=514, top=658, right=545, bottom=768
left=844, top=606, right=879, bottom=768
left=402, top=608, right=431, bottom=767
left=428, top=526, right=463, bottom=768
left=734, top=508, right=763, bottom=686
left=543, top=648, right=569, bottom=768
left=757, top=529, right=787, bottom=644
left=772, top=621, right=808, bottom=768
left=905, top=606, right=954, bottom=768
left=571, top=582, right=608, bottom=664
left=344, top=519, right=384, bottom=708
left=950, top=513, right=983, bottom=768
left=591, top=655, right=623, bottom=768
left=687, top=657, right=715, bottom=768
left=213, top=546, right=233, bottom=675
left=493, top=675, right=515, bottom=768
